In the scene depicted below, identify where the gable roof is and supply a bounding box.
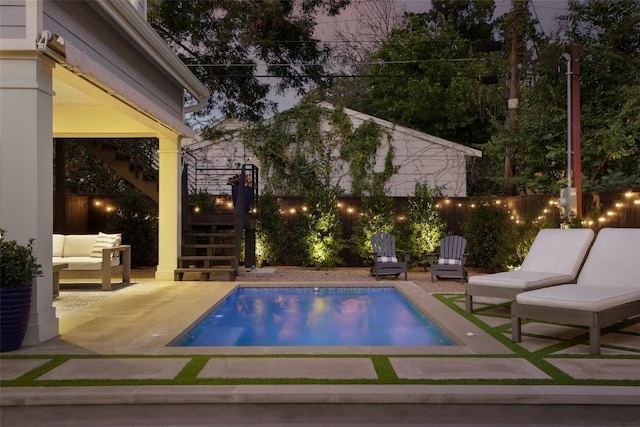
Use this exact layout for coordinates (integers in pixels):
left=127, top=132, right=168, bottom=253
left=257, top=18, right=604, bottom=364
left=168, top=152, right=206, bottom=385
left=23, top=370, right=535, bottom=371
left=317, top=102, right=482, bottom=158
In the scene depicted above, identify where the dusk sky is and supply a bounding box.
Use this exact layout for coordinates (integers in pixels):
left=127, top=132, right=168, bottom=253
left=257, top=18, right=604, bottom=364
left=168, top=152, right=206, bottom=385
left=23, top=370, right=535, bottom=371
left=267, top=0, right=570, bottom=113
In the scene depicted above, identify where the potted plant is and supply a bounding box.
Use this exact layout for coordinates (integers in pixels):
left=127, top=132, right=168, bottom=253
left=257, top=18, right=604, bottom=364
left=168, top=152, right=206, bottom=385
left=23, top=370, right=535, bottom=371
left=0, top=229, right=42, bottom=352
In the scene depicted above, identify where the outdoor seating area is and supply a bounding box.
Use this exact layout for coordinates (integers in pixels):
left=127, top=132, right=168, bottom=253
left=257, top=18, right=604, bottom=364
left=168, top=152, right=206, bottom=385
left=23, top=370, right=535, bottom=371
left=52, top=233, right=131, bottom=291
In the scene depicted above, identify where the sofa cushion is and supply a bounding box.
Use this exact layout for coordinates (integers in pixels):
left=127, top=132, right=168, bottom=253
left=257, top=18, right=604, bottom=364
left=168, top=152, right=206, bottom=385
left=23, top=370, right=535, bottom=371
left=90, top=232, right=121, bottom=258
left=53, top=256, right=120, bottom=270
left=62, top=235, right=98, bottom=257
left=53, top=256, right=120, bottom=271
left=52, top=234, right=65, bottom=257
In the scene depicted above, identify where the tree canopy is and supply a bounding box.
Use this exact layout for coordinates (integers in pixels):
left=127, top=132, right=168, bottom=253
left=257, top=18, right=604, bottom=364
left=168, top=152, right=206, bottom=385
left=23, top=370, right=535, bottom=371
left=147, top=0, right=350, bottom=124
left=326, top=0, right=640, bottom=196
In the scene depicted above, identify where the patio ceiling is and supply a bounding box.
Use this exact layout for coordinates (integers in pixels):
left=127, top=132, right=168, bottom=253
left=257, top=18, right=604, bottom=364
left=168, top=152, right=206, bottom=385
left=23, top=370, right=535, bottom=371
left=52, top=64, right=180, bottom=139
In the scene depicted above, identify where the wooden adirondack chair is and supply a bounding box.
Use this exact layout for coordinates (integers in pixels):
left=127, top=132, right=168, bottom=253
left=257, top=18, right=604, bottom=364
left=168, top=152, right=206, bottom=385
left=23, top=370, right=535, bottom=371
left=426, top=235, right=468, bottom=282
left=370, top=233, right=410, bottom=280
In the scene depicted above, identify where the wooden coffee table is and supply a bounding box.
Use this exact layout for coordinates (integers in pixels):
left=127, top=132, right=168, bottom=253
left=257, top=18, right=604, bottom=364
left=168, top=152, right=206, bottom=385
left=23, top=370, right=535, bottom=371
left=52, top=262, right=68, bottom=299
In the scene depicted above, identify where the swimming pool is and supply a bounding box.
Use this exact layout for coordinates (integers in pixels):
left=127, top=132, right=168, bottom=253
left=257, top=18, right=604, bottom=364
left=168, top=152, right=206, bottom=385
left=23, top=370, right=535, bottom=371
left=173, top=286, right=456, bottom=347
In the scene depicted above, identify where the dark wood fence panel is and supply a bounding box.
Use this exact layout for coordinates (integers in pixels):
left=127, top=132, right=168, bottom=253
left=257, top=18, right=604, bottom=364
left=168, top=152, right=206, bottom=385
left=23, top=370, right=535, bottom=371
left=59, top=188, right=640, bottom=266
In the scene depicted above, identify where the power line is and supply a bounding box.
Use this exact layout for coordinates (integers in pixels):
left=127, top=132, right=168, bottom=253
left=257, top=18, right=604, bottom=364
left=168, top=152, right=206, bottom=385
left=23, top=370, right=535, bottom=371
left=187, top=58, right=489, bottom=68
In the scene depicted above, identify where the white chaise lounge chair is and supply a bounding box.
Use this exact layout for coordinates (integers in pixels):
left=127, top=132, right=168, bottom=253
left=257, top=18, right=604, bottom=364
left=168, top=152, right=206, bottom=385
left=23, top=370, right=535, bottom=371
left=465, top=228, right=594, bottom=313
left=511, top=228, right=640, bottom=355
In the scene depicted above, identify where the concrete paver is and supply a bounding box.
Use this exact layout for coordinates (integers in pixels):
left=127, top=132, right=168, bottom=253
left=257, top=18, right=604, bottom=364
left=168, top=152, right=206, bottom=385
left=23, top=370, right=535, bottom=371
left=198, top=357, right=378, bottom=379
left=36, top=358, right=191, bottom=380
left=0, top=359, right=50, bottom=381
left=546, top=358, right=640, bottom=380
left=390, top=357, right=551, bottom=380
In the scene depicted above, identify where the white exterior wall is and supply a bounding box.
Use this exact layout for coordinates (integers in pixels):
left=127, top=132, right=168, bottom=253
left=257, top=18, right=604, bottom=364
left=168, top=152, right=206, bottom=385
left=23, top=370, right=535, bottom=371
left=189, top=108, right=481, bottom=198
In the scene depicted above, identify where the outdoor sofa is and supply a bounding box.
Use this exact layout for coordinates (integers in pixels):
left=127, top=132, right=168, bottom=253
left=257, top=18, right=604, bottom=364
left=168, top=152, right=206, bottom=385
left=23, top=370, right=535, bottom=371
left=52, top=233, right=131, bottom=291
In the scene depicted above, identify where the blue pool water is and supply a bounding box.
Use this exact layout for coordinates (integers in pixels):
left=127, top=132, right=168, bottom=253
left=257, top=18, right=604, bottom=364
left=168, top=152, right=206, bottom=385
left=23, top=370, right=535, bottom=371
left=174, top=287, right=456, bottom=347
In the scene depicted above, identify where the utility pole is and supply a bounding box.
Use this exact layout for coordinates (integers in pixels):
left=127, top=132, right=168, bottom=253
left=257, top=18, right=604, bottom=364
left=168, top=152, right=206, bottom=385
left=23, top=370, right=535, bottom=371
left=504, top=0, right=526, bottom=195
left=571, top=44, right=582, bottom=219
left=559, top=44, right=582, bottom=223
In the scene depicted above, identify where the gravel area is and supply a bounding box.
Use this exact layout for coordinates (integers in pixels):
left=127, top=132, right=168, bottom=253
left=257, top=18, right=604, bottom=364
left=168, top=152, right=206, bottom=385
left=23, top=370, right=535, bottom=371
left=129, top=265, right=475, bottom=293
left=235, top=266, right=473, bottom=293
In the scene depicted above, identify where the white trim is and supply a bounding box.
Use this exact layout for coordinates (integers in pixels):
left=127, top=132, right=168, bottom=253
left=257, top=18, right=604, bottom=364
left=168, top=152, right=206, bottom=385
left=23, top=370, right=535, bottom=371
left=93, top=0, right=209, bottom=108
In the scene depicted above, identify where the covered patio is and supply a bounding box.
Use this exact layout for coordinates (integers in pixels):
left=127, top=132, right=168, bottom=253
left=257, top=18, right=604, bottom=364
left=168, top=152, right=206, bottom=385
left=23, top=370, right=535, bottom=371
left=0, top=0, right=209, bottom=345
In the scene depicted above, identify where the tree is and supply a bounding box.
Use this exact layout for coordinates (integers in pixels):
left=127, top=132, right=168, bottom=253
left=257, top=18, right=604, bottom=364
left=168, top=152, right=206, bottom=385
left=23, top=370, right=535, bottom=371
left=559, top=0, right=640, bottom=191
left=327, top=1, right=504, bottom=154
left=486, top=0, right=640, bottom=196
left=147, top=0, right=351, bottom=124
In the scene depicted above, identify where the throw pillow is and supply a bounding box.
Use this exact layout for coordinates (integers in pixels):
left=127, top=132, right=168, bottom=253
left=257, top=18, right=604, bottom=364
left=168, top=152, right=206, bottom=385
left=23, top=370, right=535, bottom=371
left=438, top=258, right=461, bottom=265
left=90, top=232, right=120, bottom=258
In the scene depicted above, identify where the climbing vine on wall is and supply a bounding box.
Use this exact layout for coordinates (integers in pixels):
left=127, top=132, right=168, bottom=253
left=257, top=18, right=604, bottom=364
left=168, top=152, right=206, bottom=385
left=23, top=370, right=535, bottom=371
left=243, top=102, right=396, bottom=197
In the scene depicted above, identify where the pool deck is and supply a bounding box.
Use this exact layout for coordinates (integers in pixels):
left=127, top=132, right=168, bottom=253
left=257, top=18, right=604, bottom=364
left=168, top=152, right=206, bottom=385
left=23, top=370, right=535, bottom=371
left=1, top=271, right=640, bottom=426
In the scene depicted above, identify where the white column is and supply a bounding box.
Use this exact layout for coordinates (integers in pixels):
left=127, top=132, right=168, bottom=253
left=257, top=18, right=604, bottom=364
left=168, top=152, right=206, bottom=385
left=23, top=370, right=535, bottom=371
left=0, top=52, right=59, bottom=344
left=155, top=135, right=181, bottom=280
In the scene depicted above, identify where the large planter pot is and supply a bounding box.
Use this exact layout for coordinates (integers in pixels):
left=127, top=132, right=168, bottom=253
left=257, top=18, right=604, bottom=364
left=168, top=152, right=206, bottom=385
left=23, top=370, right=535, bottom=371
left=0, top=286, right=33, bottom=352
left=231, top=184, right=254, bottom=213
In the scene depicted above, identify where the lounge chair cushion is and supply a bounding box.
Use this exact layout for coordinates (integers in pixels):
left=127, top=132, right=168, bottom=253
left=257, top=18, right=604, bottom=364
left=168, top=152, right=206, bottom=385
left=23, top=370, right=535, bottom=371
left=377, top=256, right=398, bottom=263
left=519, top=228, right=594, bottom=276
left=469, top=270, right=572, bottom=291
left=516, top=285, right=640, bottom=311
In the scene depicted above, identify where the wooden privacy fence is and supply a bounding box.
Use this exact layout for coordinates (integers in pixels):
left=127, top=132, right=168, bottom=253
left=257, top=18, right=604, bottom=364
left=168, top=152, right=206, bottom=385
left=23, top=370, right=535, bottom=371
left=276, top=189, right=640, bottom=266
left=60, top=188, right=640, bottom=266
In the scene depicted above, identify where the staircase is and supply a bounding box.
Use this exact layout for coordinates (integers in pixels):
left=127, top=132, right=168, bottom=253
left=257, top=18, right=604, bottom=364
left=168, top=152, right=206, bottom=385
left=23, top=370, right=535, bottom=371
left=174, top=213, right=238, bottom=281
left=77, top=139, right=159, bottom=202
left=174, top=164, right=258, bottom=282
left=74, top=138, right=257, bottom=282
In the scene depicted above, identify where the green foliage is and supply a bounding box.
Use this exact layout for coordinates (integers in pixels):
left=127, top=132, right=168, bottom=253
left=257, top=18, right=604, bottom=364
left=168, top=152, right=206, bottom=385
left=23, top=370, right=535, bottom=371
left=256, top=192, right=287, bottom=266
left=351, top=185, right=397, bottom=262
left=291, top=189, right=345, bottom=269
left=61, top=140, right=122, bottom=194
left=245, top=103, right=395, bottom=198
left=0, top=230, right=42, bottom=287
left=462, top=202, right=515, bottom=271
left=189, top=190, right=219, bottom=214
left=400, top=182, right=446, bottom=262
left=147, top=0, right=350, bottom=122
left=105, top=186, right=158, bottom=267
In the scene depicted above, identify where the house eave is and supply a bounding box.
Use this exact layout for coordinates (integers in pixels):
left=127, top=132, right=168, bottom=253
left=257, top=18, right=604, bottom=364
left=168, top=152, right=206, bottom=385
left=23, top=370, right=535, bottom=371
left=92, top=0, right=210, bottom=108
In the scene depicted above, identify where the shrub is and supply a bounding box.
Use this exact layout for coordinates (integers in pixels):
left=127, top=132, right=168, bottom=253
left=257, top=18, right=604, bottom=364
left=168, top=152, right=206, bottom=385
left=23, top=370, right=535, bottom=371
left=462, top=202, right=516, bottom=271
left=256, top=192, right=287, bottom=266
left=351, top=184, right=397, bottom=263
left=400, top=182, right=446, bottom=264
left=293, top=189, right=345, bottom=268
left=106, top=186, right=158, bottom=267
left=0, top=230, right=42, bottom=287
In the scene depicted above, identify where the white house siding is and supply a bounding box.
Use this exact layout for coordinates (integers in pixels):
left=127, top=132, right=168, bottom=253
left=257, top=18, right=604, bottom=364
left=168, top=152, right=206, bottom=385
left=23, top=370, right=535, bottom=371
left=187, top=105, right=481, bottom=197
left=0, top=0, right=27, bottom=39
left=334, top=105, right=480, bottom=197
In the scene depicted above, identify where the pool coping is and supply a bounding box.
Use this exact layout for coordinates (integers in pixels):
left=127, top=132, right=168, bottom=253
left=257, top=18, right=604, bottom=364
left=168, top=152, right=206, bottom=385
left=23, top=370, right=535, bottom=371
left=163, top=281, right=512, bottom=356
